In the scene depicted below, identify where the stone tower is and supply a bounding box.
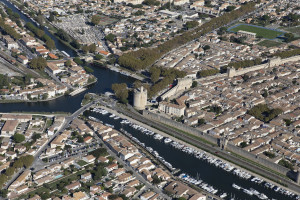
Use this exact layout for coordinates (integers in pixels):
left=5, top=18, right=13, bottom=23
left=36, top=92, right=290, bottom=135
left=227, top=67, right=236, bottom=78
left=133, top=86, right=147, bottom=110
left=219, top=136, right=228, bottom=150
left=296, top=168, right=300, bottom=184
left=268, top=57, right=281, bottom=68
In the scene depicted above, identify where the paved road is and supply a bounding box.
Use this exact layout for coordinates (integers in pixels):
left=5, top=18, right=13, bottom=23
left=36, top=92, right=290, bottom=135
left=44, top=68, right=73, bottom=89
left=0, top=52, right=25, bottom=75
left=153, top=1, right=274, bottom=69
left=5, top=100, right=96, bottom=189
left=114, top=105, right=300, bottom=195
left=96, top=133, right=171, bottom=199
left=16, top=41, right=36, bottom=60
left=34, top=142, right=100, bottom=172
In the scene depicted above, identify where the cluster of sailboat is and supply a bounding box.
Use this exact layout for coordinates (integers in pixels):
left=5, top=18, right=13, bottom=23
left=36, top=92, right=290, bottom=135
left=121, top=128, right=176, bottom=172
left=90, top=107, right=300, bottom=199
left=232, top=183, right=268, bottom=199
left=179, top=173, right=221, bottom=196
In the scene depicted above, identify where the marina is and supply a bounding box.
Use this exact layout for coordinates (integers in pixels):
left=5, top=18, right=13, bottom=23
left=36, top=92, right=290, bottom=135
left=0, top=0, right=299, bottom=199
left=88, top=107, right=299, bottom=200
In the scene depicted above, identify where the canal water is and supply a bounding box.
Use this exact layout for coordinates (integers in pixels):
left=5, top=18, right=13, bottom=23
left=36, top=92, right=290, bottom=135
left=0, top=65, right=136, bottom=113
left=1, top=0, right=75, bottom=57
left=0, top=0, right=298, bottom=199
left=0, top=0, right=136, bottom=113
left=85, top=110, right=296, bottom=200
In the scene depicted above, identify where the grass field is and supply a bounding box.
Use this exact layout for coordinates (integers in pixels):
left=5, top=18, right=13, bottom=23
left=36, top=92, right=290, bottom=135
left=229, top=24, right=283, bottom=39
left=257, top=40, right=282, bottom=47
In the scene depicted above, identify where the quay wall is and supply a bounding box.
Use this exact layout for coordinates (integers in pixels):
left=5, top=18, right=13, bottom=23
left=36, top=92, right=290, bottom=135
left=142, top=111, right=291, bottom=176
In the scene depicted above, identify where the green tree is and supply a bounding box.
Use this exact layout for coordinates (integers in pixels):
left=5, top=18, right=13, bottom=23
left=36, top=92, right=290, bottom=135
left=284, top=119, right=292, bottom=126
left=284, top=33, right=294, bottom=43
left=77, top=135, right=84, bottom=143
left=40, top=192, right=50, bottom=200
left=118, top=2, right=256, bottom=71
left=29, top=57, right=47, bottom=69
left=197, top=69, right=219, bottom=77
left=73, top=57, right=83, bottom=65
left=5, top=167, right=15, bottom=177
left=272, top=49, right=300, bottom=59
left=56, top=29, right=71, bottom=42
left=0, top=189, right=8, bottom=198
left=84, top=66, right=94, bottom=73
left=240, top=142, right=248, bottom=148
left=0, top=174, right=7, bottom=187
left=91, top=15, right=101, bottom=25
left=13, top=159, right=23, bottom=169
left=217, top=27, right=227, bottom=35
left=65, top=60, right=72, bottom=67
left=248, top=104, right=283, bottom=122
left=105, top=33, right=116, bottom=43
left=203, top=45, right=210, bottom=50
left=149, top=66, right=161, bottom=83
left=70, top=40, right=81, bottom=49
left=226, top=6, right=236, bottom=12
left=95, top=54, right=103, bottom=60
left=22, top=155, right=34, bottom=168
left=262, top=89, right=268, bottom=98
left=112, top=83, right=128, bottom=104
left=89, top=43, right=97, bottom=53
left=142, top=0, right=160, bottom=6
left=278, top=159, right=294, bottom=170
left=198, top=118, right=205, bottom=125
left=152, top=175, right=161, bottom=184
left=185, top=21, right=199, bottom=29
left=191, top=81, right=197, bottom=88
left=263, top=151, right=275, bottom=158
left=45, top=39, right=55, bottom=50
left=13, top=133, right=25, bottom=143
left=133, top=10, right=145, bottom=16
left=42, top=93, right=48, bottom=100
left=82, top=45, right=90, bottom=54
left=89, top=148, right=108, bottom=158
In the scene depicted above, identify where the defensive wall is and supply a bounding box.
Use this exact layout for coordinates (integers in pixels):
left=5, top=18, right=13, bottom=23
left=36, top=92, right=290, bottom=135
left=142, top=110, right=291, bottom=177
left=160, top=78, right=193, bottom=100
left=228, top=55, right=300, bottom=77
left=226, top=143, right=290, bottom=175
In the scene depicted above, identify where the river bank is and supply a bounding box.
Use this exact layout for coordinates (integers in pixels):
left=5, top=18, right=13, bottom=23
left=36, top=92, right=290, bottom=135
left=0, top=94, right=65, bottom=104
left=0, top=111, right=70, bottom=116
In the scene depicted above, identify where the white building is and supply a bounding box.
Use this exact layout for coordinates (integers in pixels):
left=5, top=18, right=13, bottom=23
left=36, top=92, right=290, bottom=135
left=158, top=101, right=185, bottom=117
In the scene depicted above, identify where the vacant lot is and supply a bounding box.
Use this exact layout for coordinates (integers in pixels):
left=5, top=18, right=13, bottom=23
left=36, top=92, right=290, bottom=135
left=229, top=24, right=283, bottom=39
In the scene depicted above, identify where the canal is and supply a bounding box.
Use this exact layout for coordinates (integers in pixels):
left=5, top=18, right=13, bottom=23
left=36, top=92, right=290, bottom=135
left=1, top=0, right=75, bottom=57
left=0, top=65, right=136, bottom=113
left=0, top=0, right=298, bottom=199
left=86, top=110, right=296, bottom=200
